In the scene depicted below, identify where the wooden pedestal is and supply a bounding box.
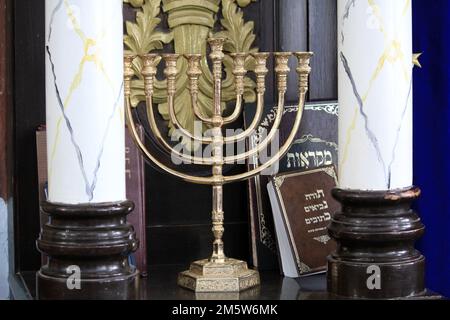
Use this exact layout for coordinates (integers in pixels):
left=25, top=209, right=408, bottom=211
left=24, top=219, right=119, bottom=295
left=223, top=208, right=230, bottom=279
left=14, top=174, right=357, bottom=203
left=36, top=201, right=140, bottom=300
left=328, top=187, right=426, bottom=299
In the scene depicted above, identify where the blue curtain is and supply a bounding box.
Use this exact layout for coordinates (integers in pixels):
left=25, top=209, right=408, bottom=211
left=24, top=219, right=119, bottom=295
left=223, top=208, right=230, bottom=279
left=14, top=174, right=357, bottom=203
left=413, top=0, right=450, bottom=297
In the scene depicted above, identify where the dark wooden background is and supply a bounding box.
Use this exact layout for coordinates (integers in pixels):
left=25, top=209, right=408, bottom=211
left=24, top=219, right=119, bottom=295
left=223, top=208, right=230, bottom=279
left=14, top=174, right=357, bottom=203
left=0, top=0, right=13, bottom=202
left=9, top=0, right=337, bottom=274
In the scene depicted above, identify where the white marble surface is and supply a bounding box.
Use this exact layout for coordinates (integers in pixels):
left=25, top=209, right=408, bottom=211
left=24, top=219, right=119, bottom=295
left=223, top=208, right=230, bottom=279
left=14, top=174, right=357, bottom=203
left=45, top=0, right=126, bottom=204
left=0, top=198, right=9, bottom=300
left=338, top=0, right=413, bottom=191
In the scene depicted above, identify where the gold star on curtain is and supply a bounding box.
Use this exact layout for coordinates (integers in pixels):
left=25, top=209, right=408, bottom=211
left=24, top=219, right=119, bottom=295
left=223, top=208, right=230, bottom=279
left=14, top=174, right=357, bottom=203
left=413, top=53, right=423, bottom=68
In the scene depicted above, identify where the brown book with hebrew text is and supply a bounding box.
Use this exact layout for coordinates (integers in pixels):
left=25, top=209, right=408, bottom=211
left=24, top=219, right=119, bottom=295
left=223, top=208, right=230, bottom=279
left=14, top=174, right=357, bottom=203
left=36, top=125, right=148, bottom=276
left=267, top=166, right=339, bottom=277
left=245, top=102, right=339, bottom=271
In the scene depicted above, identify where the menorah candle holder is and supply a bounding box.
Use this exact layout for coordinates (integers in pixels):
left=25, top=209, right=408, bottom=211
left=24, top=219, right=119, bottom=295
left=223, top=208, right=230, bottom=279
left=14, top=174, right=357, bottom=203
left=124, top=37, right=312, bottom=293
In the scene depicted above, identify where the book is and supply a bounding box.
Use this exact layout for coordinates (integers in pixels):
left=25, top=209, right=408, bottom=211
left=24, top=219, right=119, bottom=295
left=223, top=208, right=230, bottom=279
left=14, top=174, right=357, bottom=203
left=124, top=126, right=148, bottom=277
left=267, top=166, right=339, bottom=278
left=36, top=125, right=148, bottom=276
left=245, top=102, right=339, bottom=270
left=36, top=126, right=49, bottom=266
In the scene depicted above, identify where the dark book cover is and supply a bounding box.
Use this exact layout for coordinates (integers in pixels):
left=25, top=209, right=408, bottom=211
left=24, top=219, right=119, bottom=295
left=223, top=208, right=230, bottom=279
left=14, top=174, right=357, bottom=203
left=245, top=102, right=338, bottom=271
left=125, top=125, right=148, bottom=277
left=267, top=167, right=339, bottom=277
left=36, top=125, right=148, bottom=276
left=36, top=127, right=49, bottom=266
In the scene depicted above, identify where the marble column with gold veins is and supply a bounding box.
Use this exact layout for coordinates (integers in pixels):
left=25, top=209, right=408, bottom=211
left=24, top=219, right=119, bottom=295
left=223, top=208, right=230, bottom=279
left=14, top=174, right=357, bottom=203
left=338, top=0, right=413, bottom=190
left=45, top=0, right=126, bottom=204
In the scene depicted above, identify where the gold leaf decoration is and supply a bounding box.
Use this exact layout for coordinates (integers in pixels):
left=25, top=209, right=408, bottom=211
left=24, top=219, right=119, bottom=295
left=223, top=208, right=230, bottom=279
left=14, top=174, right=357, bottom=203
left=123, top=0, right=145, bottom=8
left=215, top=0, right=257, bottom=103
left=124, top=0, right=173, bottom=55
left=236, top=0, right=256, bottom=7
left=217, top=0, right=256, bottom=52
left=124, top=0, right=173, bottom=107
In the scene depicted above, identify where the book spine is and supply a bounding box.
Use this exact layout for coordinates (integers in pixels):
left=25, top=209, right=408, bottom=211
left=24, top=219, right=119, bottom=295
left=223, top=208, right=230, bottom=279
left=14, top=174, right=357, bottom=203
left=125, top=125, right=147, bottom=277
left=36, top=129, right=48, bottom=266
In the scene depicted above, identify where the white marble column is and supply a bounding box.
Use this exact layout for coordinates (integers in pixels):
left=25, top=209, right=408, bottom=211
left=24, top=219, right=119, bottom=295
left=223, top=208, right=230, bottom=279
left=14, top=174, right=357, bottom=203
left=337, top=0, right=413, bottom=191
left=45, top=0, right=126, bottom=204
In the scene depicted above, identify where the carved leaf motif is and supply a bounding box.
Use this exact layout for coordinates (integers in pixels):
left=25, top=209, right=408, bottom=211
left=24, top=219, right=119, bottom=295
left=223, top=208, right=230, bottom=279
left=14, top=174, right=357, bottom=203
left=216, top=0, right=257, bottom=103
left=123, top=0, right=145, bottom=8
left=217, top=0, right=256, bottom=53
left=124, top=0, right=172, bottom=107
left=236, top=0, right=257, bottom=7
left=124, top=0, right=173, bottom=55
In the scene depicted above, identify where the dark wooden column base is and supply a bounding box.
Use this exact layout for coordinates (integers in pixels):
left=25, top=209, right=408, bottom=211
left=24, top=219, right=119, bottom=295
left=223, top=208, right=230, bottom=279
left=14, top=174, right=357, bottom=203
left=327, top=187, right=426, bottom=299
left=36, top=201, right=140, bottom=300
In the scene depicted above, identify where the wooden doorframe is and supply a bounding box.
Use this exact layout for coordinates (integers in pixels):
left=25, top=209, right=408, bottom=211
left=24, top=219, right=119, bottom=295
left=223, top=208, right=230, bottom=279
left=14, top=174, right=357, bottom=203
left=10, top=0, right=46, bottom=279
left=0, top=0, right=13, bottom=201
left=0, top=0, right=22, bottom=298
left=1, top=0, right=44, bottom=299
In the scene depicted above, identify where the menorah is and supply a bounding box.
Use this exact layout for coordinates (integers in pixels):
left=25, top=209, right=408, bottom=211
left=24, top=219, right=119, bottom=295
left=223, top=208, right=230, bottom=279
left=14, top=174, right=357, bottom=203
left=124, top=37, right=312, bottom=293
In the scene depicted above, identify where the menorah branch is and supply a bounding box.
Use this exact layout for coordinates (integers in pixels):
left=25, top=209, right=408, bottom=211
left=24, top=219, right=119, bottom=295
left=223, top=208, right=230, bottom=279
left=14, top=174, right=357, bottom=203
left=222, top=52, right=269, bottom=144
left=223, top=89, right=308, bottom=184
left=140, top=54, right=215, bottom=164
left=124, top=56, right=215, bottom=185
left=222, top=52, right=247, bottom=124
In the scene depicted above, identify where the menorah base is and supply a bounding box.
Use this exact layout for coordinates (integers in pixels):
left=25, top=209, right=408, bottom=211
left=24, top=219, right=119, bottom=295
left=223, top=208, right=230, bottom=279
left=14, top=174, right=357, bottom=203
left=177, top=259, right=260, bottom=293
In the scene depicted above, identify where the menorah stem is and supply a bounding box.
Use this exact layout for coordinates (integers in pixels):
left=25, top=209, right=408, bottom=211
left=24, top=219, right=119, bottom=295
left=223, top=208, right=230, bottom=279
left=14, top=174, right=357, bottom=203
left=210, top=121, right=225, bottom=263
left=212, top=66, right=222, bottom=117
left=207, top=37, right=227, bottom=263
left=211, top=184, right=225, bottom=263
left=177, top=38, right=260, bottom=293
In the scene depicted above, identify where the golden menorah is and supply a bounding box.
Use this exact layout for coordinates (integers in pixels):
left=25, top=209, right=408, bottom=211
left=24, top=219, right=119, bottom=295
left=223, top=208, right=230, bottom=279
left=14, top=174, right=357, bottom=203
left=124, top=37, right=312, bottom=293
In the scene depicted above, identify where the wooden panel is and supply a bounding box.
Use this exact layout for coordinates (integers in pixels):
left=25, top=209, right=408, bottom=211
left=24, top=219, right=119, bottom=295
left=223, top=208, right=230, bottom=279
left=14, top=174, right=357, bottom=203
left=147, top=167, right=248, bottom=226
left=278, top=0, right=308, bottom=103
left=147, top=223, right=249, bottom=266
left=255, top=0, right=275, bottom=105
left=308, top=0, right=338, bottom=101
left=13, top=0, right=46, bottom=272
left=0, top=0, right=13, bottom=201
left=0, top=0, right=14, bottom=294
left=0, top=0, right=6, bottom=199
